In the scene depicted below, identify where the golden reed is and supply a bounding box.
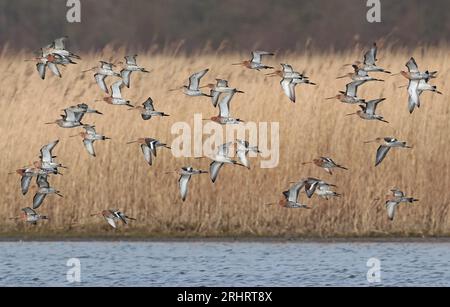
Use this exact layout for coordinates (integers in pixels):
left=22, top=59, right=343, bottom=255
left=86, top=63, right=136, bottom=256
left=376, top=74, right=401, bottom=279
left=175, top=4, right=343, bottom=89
left=1, top=44, right=449, bottom=237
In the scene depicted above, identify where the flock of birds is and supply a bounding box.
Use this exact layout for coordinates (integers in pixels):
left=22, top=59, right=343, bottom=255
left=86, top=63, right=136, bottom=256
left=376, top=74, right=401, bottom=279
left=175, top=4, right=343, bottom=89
left=9, top=37, right=442, bottom=229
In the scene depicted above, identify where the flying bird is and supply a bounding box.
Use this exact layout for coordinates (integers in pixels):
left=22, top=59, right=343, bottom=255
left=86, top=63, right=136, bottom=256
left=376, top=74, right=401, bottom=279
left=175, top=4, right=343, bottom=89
left=266, top=181, right=311, bottom=209
left=32, top=174, right=63, bottom=209
left=364, top=137, right=412, bottom=166
left=176, top=167, right=208, bottom=202
left=129, top=97, right=169, bottom=120
left=302, top=157, right=348, bottom=175
left=70, top=125, right=111, bottom=157
left=236, top=140, right=261, bottom=169
left=232, top=51, right=274, bottom=70
left=91, top=209, right=136, bottom=229
left=127, top=138, right=171, bottom=166
left=119, top=55, right=151, bottom=88
left=346, top=98, right=388, bottom=123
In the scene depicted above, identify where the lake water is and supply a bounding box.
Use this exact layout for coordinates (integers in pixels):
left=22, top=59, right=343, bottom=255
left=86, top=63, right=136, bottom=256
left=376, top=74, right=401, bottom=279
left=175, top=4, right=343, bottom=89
left=0, top=241, right=449, bottom=286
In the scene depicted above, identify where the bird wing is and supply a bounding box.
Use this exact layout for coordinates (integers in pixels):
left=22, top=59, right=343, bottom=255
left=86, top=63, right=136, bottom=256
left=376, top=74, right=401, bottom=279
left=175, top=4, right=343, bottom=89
left=375, top=145, right=391, bottom=166
left=363, top=43, right=377, bottom=65
left=22, top=207, right=37, bottom=215
left=140, top=144, right=153, bottom=165
left=237, top=150, right=249, bottom=168
left=305, top=180, right=319, bottom=198
left=218, top=92, right=236, bottom=117
left=188, top=69, right=209, bottom=90
left=125, top=55, right=138, bottom=65
left=210, top=90, right=222, bottom=107
left=178, top=174, right=192, bottom=201
left=100, top=61, right=114, bottom=70
left=345, top=80, right=364, bottom=97
left=21, top=175, right=32, bottom=195
left=218, top=142, right=233, bottom=156
left=63, top=108, right=78, bottom=122
left=94, top=73, right=108, bottom=93
left=209, top=161, right=224, bottom=183
left=36, top=63, right=46, bottom=79
left=288, top=181, right=306, bottom=202
left=406, top=57, right=419, bottom=73
left=216, top=79, right=228, bottom=87
left=365, top=98, right=385, bottom=115
left=143, top=97, right=155, bottom=111
left=281, top=78, right=296, bottom=103
left=104, top=216, right=117, bottom=228
left=37, top=174, right=49, bottom=188
left=386, top=200, right=399, bottom=221
left=251, top=51, right=273, bottom=64
left=53, top=37, right=68, bottom=50
left=47, top=62, right=61, bottom=78
left=83, top=139, right=96, bottom=157
left=32, top=193, right=47, bottom=209
left=111, top=80, right=124, bottom=98
left=281, top=63, right=294, bottom=73
left=83, top=125, right=97, bottom=134
left=40, top=140, right=59, bottom=163
left=121, top=69, right=132, bottom=88
left=407, top=80, right=420, bottom=113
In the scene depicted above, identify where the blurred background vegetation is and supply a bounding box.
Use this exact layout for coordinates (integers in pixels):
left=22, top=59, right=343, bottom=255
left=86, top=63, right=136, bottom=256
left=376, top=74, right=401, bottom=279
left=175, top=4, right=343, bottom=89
left=0, top=0, right=449, bottom=52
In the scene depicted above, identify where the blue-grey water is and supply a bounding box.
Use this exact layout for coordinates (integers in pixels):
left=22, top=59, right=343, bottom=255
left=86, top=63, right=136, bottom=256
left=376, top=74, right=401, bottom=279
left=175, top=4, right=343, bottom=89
left=0, top=241, right=449, bottom=286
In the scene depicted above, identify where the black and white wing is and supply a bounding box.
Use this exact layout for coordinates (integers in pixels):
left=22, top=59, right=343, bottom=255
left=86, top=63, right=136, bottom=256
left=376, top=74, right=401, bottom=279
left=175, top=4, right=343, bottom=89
left=94, top=73, right=108, bottom=93
left=375, top=145, right=391, bottom=166
left=178, top=174, right=192, bottom=202
left=188, top=69, right=209, bottom=90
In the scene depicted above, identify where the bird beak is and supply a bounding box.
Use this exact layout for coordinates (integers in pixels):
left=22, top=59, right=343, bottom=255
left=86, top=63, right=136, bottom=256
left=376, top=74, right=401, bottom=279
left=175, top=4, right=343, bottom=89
left=345, top=112, right=356, bottom=116
left=44, top=122, right=55, bottom=125
left=168, top=87, right=182, bottom=92
left=336, top=75, right=347, bottom=79
left=231, top=62, right=243, bottom=66
left=325, top=97, right=336, bottom=100
left=363, top=140, right=375, bottom=144
left=126, top=141, right=137, bottom=144
left=69, top=135, right=79, bottom=138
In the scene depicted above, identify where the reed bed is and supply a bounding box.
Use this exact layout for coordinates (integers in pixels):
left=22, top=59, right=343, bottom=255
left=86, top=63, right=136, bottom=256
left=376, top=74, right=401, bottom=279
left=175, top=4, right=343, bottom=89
left=1, top=44, right=449, bottom=237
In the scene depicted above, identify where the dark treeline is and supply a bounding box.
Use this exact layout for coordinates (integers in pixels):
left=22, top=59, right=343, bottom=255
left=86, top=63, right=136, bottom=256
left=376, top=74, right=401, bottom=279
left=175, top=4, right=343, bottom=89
left=0, top=0, right=449, bottom=53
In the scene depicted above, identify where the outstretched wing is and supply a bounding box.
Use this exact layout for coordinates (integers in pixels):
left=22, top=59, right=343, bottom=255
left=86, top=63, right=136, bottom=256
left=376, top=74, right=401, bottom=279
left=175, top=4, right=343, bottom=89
left=140, top=144, right=152, bottom=166
left=32, top=192, right=47, bottom=209
left=375, top=145, right=391, bottom=166
left=345, top=80, right=364, bottom=97
left=21, top=175, right=33, bottom=195
left=288, top=181, right=306, bottom=202
left=121, top=69, right=132, bottom=88
left=407, top=80, right=420, bottom=113
left=386, top=200, right=398, bottom=221
left=47, top=62, right=61, bottom=78
left=40, top=140, right=59, bottom=163
left=111, top=80, right=124, bottom=98
left=363, top=43, right=377, bottom=65
left=281, top=78, right=296, bottom=103
left=209, top=161, right=224, bottom=183
left=83, top=139, right=96, bottom=157
left=251, top=51, right=273, bottom=64
left=125, top=55, right=138, bottom=65
left=236, top=150, right=250, bottom=168
left=143, top=97, right=155, bottom=111
left=94, top=73, right=108, bottom=93
left=36, top=63, right=46, bottom=80
left=406, top=57, right=419, bottom=73
left=188, top=69, right=209, bottom=90
left=178, top=174, right=192, bottom=201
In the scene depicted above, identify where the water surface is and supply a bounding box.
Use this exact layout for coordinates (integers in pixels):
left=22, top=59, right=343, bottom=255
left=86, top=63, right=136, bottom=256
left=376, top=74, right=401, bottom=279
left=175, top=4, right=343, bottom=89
left=0, top=241, right=449, bottom=286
